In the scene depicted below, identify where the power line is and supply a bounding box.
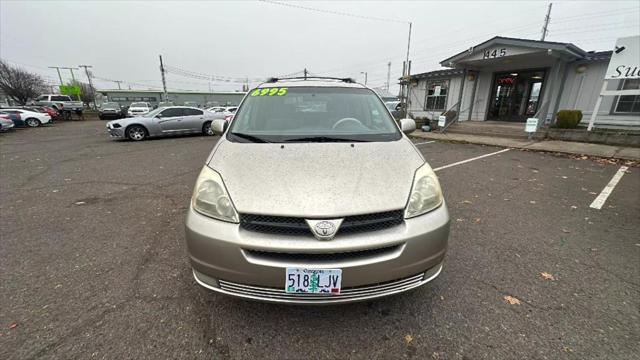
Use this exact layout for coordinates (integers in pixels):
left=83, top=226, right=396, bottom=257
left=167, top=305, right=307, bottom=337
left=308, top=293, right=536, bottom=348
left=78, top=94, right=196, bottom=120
left=311, top=6, right=638, bottom=77
left=260, top=0, right=408, bottom=24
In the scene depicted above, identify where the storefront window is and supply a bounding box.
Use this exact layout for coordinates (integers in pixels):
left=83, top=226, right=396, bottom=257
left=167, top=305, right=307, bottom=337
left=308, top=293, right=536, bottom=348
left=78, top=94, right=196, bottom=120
left=425, top=80, right=448, bottom=111
left=614, top=79, right=640, bottom=114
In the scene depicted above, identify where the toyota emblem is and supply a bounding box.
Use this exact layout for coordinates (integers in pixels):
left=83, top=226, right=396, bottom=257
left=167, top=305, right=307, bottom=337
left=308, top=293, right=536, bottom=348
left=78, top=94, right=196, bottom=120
left=314, top=221, right=336, bottom=236
left=306, top=219, right=343, bottom=241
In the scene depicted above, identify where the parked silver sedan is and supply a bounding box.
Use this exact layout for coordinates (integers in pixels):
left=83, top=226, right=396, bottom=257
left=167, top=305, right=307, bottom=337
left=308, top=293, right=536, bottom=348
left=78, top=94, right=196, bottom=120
left=106, top=106, right=223, bottom=141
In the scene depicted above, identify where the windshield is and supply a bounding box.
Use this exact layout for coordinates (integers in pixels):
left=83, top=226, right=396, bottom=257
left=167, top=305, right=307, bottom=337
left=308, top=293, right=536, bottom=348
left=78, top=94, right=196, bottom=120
left=143, top=108, right=164, bottom=117
left=102, top=102, right=119, bottom=108
left=385, top=101, right=399, bottom=111
left=130, top=102, right=148, bottom=107
left=228, top=87, right=401, bottom=143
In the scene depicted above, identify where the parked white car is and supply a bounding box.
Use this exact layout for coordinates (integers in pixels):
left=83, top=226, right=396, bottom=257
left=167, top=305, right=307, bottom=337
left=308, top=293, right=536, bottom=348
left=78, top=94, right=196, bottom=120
left=127, top=102, right=152, bottom=117
left=206, top=106, right=226, bottom=113
left=0, top=109, right=51, bottom=127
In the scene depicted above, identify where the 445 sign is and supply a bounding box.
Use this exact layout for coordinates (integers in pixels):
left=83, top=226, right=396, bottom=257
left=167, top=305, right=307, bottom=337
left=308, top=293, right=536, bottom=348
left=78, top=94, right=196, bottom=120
left=483, top=48, right=507, bottom=59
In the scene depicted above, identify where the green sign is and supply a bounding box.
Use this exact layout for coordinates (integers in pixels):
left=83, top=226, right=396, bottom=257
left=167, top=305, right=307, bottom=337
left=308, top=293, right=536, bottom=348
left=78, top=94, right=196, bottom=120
left=59, top=84, right=81, bottom=96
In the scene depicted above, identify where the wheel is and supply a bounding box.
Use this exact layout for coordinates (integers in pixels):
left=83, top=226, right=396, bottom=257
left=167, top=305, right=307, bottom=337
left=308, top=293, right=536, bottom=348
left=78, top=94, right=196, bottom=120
left=25, top=118, right=41, bottom=127
left=99, top=116, right=104, bottom=120
left=202, top=121, right=214, bottom=136
left=126, top=125, right=147, bottom=141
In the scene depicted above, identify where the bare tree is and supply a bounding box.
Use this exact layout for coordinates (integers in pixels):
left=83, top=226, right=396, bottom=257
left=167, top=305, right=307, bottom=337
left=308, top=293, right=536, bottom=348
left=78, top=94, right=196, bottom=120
left=0, top=60, right=46, bottom=105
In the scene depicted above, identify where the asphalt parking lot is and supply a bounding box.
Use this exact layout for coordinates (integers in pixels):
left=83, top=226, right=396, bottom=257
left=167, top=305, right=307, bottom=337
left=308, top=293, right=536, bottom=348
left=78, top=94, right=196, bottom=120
left=1, top=121, right=638, bottom=360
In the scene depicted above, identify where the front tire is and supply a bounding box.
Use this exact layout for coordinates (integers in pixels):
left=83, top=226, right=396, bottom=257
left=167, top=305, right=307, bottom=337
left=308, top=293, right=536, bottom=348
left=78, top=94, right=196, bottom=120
left=202, top=121, right=214, bottom=136
left=25, top=118, right=41, bottom=128
left=126, top=125, right=147, bottom=141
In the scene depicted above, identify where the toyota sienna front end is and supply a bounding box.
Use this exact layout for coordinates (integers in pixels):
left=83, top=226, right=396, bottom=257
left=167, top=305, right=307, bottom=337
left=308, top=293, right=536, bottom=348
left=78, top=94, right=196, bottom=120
left=185, top=77, right=450, bottom=304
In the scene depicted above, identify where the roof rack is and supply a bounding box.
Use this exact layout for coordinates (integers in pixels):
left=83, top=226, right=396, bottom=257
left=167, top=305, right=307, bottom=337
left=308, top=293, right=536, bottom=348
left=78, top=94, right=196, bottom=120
left=265, top=76, right=356, bottom=83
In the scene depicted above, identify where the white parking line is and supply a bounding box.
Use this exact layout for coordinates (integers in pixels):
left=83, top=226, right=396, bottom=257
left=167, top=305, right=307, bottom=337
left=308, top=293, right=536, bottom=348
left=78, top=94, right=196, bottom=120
left=589, top=166, right=628, bottom=210
left=414, top=141, right=435, bottom=146
left=433, top=148, right=511, bottom=172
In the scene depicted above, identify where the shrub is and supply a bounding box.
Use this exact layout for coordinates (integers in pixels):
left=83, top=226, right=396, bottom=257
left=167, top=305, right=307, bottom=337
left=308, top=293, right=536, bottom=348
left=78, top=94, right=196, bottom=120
left=555, top=110, right=583, bottom=128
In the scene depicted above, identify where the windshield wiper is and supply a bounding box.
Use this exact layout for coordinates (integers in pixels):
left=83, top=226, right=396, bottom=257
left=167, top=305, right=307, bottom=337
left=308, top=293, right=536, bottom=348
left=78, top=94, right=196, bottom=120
left=230, top=132, right=271, bottom=143
left=285, top=136, right=367, bottom=143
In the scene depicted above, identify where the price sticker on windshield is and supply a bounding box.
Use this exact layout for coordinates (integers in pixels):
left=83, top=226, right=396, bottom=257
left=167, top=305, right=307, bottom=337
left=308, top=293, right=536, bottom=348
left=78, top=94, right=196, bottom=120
left=250, top=87, right=288, bottom=97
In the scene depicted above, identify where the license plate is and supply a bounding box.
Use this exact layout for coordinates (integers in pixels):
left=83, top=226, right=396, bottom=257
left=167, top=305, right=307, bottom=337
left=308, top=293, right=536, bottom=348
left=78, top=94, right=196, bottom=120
left=285, top=268, right=342, bottom=294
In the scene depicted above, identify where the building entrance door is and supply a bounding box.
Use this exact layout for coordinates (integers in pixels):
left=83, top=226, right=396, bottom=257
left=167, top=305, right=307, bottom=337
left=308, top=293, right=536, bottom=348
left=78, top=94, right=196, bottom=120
left=488, top=70, right=546, bottom=122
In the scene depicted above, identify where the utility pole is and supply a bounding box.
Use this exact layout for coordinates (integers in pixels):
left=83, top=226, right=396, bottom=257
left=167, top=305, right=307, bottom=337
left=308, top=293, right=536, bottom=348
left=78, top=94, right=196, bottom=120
left=115, top=80, right=122, bottom=90
left=79, top=64, right=97, bottom=110
left=60, top=67, right=79, bottom=82
left=360, top=72, right=368, bottom=85
left=48, top=66, right=64, bottom=85
left=406, top=60, right=412, bottom=115
left=159, top=55, right=168, bottom=102
left=304, top=68, right=308, bottom=79
left=541, top=2, right=552, bottom=41
left=402, top=22, right=413, bottom=113
left=386, top=61, right=391, bottom=91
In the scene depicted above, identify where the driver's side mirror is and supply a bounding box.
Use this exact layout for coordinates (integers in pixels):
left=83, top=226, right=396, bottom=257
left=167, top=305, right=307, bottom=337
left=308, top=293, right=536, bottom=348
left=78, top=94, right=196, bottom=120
left=399, top=118, right=416, bottom=134
left=155, top=113, right=163, bottom=118
left=212, top=119, right=228, bottom=134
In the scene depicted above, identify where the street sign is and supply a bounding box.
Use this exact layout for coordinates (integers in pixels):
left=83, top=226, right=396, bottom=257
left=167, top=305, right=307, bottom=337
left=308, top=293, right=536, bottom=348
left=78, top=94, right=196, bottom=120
left=438, top=115, right=446, bottom=127
left=590, top=35, right=640, bottom=131
left=605, top=35, right=639, bottom=80
left=525, top=118, right=538, bottom=133
left=59, top=84, right=81, bottom=96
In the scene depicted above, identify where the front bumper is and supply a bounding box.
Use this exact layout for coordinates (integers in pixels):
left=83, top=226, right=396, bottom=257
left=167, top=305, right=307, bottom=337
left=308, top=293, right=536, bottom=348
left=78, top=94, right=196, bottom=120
left=106, top=126, right=125, bottom=138
left=185, top=203, right=450, bottom=304
left=100, top=112, right=121, bottom=119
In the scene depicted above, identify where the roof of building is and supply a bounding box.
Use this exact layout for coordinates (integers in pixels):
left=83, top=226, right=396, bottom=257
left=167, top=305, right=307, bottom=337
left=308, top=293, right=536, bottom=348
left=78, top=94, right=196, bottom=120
left=584, top=50, right=613, bottom=62
left=403, top=69, right=464, bottom=81
left=440, top=36, right=588, bottom=66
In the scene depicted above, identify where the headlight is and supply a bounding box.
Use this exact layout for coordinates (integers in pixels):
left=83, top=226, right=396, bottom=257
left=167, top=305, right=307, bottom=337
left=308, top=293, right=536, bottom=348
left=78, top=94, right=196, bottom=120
left=404, top=162, right=443, bottom=218
left=191, top=166, right=239, bottom=223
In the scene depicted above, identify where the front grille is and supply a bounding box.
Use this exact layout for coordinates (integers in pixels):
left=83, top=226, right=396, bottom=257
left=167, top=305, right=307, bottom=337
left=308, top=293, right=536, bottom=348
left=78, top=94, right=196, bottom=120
left=239, top=210, right=404, bottom=237
left=216, top=272, right=427, bottom=303
left=244, top=244, right=401, bottom=263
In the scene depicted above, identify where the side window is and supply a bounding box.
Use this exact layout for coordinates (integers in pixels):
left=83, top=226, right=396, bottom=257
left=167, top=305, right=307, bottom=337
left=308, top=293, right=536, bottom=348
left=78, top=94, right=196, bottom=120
left=37, top=95, right=48, bottom=101
left=184, top=108, right=203, bottom=116
left=614, top=79, right=640, bottom=114
left=160, top=108, right=184, bottom=117
left=425, top=80, right=449, bottom=111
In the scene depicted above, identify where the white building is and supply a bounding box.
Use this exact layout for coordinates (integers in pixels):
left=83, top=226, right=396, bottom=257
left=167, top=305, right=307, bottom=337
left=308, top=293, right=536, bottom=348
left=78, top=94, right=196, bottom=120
left=405, top=36, right=640, bottom=129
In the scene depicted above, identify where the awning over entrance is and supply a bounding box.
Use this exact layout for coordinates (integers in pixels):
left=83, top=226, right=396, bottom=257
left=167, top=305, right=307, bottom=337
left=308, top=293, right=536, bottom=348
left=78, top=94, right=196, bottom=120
left=440, top=36, right=587, bottom=69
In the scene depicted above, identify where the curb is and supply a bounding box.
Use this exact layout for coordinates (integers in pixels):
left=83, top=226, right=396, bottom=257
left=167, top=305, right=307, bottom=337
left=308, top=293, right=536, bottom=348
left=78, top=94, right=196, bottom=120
left=409, top=133, right=640, bottom=161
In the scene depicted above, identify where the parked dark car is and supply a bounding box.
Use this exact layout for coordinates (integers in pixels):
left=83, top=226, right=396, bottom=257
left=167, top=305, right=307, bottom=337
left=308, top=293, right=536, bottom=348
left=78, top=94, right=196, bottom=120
left=99, top=102, right=124, bottom=120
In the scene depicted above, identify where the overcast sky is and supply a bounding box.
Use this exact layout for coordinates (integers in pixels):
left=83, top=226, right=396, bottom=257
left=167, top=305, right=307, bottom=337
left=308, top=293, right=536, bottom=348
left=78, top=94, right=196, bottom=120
left=1, top=0, right=638, bottom=94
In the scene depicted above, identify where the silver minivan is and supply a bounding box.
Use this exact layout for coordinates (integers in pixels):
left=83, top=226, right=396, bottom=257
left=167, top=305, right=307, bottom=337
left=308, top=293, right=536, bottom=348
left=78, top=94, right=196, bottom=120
left=185, top=77, right=450, bottom=304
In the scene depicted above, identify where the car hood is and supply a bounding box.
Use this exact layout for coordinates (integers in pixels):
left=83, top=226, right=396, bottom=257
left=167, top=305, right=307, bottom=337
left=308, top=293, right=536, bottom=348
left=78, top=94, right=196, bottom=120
left=106, top=117, right=146, bottom=126
left=208, top=138, right=425, bottom=218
